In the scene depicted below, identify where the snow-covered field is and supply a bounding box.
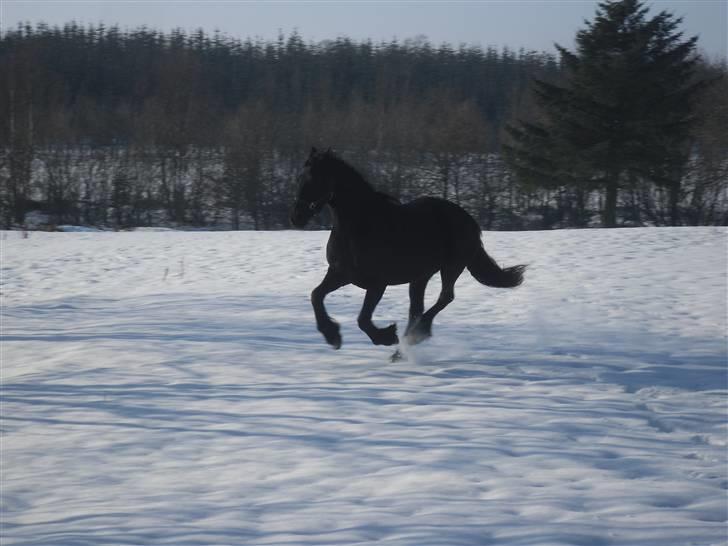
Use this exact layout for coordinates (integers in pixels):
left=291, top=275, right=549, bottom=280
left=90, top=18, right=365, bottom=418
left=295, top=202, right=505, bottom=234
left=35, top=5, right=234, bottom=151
left=2, top=227, right=726, bottom=546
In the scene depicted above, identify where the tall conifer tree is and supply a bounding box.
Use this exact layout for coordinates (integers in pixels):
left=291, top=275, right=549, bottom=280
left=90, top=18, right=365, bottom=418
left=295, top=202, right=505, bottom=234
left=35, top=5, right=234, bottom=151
left=505, top=0, right=704, bottom=226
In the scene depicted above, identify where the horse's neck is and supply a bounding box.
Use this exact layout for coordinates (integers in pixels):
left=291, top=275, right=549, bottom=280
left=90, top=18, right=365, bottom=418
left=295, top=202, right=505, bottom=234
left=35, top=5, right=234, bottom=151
left=328, top=162, right=375, bottom=213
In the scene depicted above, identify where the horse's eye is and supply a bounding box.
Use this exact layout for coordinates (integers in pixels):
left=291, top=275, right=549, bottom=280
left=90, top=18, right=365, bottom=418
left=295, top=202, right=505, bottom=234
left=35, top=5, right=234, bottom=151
left=309, top=202, right=318, bottom=211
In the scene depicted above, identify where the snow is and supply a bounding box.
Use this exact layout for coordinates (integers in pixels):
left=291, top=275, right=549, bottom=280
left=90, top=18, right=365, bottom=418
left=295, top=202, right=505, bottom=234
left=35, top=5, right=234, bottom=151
left=1, top=227, right=726, bottom=546
left=55, top=225, right=110, bottom=233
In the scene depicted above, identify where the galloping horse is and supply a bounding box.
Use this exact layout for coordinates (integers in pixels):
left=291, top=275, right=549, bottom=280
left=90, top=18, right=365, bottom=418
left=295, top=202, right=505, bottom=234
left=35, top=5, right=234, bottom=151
left=290, top=148, right=525, bottom=358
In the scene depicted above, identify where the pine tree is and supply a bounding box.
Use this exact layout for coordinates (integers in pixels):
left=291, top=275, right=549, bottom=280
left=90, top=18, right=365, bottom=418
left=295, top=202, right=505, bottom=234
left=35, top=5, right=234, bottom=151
left=505, top=0, right=704, bottom=227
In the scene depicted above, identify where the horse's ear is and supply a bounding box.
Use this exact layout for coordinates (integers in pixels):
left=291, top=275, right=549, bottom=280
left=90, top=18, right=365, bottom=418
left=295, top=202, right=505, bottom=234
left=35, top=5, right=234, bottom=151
left=310, top=146, right=318, bottom=157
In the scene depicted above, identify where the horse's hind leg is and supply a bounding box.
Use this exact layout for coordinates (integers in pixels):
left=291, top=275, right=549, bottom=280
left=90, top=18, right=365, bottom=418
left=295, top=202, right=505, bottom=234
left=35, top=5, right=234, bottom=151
left=358, top=284, right=399, bottom=346
left=407, top=264, right=465, bottom=344
left=312, top=267, right=349, bottom=349
left=404, top=275, right=430, bottom=338
left=389, top=276, right=431, bottom=362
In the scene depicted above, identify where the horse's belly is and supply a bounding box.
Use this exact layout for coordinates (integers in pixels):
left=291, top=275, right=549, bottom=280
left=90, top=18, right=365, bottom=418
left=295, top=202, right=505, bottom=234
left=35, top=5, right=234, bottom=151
left=350, top=250, right=441, bottom=287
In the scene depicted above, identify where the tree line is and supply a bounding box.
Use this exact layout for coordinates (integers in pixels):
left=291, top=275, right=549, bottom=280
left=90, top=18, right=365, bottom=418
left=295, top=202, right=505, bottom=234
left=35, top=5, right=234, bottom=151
left=1, top=3, right=726, bottom=230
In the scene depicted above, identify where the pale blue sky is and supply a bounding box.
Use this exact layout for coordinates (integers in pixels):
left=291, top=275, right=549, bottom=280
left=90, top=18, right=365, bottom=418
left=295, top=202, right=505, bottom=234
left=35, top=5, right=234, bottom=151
left=2, top=1, right=726, bottom=58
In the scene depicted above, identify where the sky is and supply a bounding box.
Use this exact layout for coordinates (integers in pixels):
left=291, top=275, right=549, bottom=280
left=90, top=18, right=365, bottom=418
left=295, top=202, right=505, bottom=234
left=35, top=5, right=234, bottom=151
left=1, top=1, right=726, bottom=59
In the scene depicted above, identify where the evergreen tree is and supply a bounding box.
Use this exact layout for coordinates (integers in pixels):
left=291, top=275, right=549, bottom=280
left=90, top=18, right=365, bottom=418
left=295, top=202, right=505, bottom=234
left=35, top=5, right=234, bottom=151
left=505, top=0, right=704, bottom=226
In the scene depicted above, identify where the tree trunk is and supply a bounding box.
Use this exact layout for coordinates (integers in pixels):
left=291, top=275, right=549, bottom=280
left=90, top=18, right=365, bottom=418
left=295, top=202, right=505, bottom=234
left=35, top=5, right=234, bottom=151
left=669, top=180, right=681, bottom=226
left=575, top=187, right=587, bottom=227
left=603, top=179, right=618, bottom=228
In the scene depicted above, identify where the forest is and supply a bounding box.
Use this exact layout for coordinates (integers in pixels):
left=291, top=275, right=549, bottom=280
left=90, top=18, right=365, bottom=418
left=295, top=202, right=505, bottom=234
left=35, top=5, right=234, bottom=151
left=1, top=16, right=726, bottom=230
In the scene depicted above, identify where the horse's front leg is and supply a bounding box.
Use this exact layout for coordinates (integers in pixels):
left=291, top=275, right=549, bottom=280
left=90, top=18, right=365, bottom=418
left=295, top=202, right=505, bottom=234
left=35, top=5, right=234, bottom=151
left=311, top=268, right=349, bottom=349
left=358, top=284, right=399, bottom=346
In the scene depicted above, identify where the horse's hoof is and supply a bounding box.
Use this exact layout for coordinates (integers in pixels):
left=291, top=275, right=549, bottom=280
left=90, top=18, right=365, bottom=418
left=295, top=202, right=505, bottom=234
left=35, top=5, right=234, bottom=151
left=320, top=321, right=342, bottom=349
left=390, top=349, right=407, bottom=362
left=327, top=331, right=342, bottom=349
left=374, top=323, right=399, bottom=346
left=406, top=323, right=431, bottom=346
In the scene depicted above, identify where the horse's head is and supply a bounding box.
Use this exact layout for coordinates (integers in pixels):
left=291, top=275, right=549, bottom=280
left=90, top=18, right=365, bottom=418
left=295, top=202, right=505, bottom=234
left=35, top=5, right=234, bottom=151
left=290, top=147, right=335, bottom=228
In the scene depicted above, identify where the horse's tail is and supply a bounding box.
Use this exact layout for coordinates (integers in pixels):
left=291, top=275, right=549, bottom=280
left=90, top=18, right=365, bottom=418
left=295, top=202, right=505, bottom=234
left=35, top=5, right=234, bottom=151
left=467, top=243, right=526, bottom=288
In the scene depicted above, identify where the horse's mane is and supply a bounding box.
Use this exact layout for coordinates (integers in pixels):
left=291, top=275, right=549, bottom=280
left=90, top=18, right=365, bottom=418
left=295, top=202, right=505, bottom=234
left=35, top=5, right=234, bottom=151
left=322, top=152, right=401, bottom=204
left=322, top=153, right=374, bottom=191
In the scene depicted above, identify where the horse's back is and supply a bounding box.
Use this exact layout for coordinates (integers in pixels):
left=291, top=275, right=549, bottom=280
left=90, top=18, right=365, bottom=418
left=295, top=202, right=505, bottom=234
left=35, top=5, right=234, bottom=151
left=402, top=196, right=482, bottom=248
left=389, top=196, right=482, bottom=270
left=326, top=195, right=482, bottom=287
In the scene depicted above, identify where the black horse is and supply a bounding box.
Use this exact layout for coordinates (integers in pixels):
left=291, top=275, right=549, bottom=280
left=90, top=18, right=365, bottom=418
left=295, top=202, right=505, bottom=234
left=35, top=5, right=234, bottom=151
left=291, top=148, right=525, bottom=356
